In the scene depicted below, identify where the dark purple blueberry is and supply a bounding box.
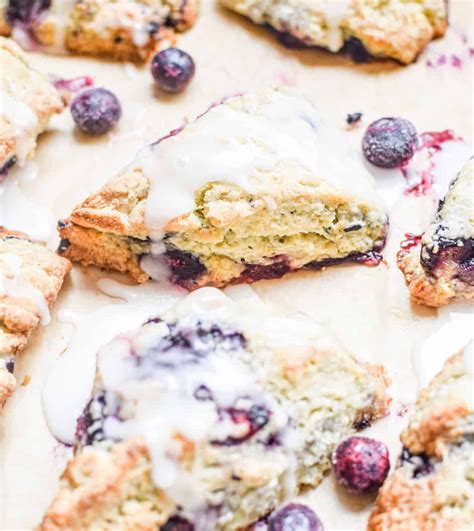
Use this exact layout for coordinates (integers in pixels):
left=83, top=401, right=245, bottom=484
left=346, top=112, right=363, bottom=125
left=162, top=247, right=206, bottom=286
left=0, top=156, right=17, bottom=178
left=333, top=436, right=390, bottom=494
left=213, top=405, right=270, bottom=446
left=362, top=117, right=418, bottom=168
left=57, top=238, right=70, bottom=253
left=275, top=30, right=307, bottom=49
left=400, top=447, right=434, bottom=478
left=70, top=88, right=121, bottom=135
left=238, top=257, right=292, bottom=283
left=151, top=48, right=195, bottom=93
left=421, top=237, right=474, bottom=285
left=5, top=357, right=15, bottom=374
left=75, top=393, right=108, bottom=446
left=343, top=38, right=371, bottom=63
left=268, top=503, right=324, bottom=531
left=161, top=516, right=194, bottom=531
left=6, top=0, right=50, bottom=25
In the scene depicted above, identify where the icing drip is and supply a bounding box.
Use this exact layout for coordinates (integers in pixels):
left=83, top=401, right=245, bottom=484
left=321, top=0, right=351, bottom=52
left=0, top=253, right=50, bottom=325
left=0, top=90, right=38, bottom=165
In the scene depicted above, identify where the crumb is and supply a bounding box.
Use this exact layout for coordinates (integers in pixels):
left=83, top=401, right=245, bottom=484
left=21, top=375, right=31, bottom=387
left=346, top=112, right=363, bottom=125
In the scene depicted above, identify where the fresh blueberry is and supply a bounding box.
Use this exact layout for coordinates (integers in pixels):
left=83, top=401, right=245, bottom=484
left=362, top=117, right=418, bottom=168
left=333, top=436, right=390, bottom=494
left=163, top=247, right=206, bottom=285
left=6, top=0, right=50, bottom=25
left=268, top=503, right=324, bottom=531
left=346, top=112, right=363, bottom=125
left=161, top=516, right=194, bottom=530
left=151, top=48, right=195, bottom=93
left=70, top=88, right=121, bottom=135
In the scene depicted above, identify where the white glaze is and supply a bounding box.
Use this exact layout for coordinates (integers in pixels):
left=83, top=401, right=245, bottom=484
left=0, top=162, right=54, bottom=241
left=140, top=89, right=379, bottom=240
left=0, top=90, right=38, bottom=165
left=0, top=253, right=50, bottom=325
left=463, top=340, right=473, bottom=375
left=42, top=279, right=183, bottom=444
left=321, top=0, right=351, bottom=52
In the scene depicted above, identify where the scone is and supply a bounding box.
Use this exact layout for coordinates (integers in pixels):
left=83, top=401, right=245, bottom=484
left=0, top=36, right=64, bottom=176
left=368, top=349, right=474, bottom=530
left=0, top=0, right=199, bottom=63
left=41, top=287, right=390, bottom=530
left=0, top=229, right=71, bottom=407
left=220, top=0, right=448, bottom=64
left=57, top=88, right=389, bottom=290
left=398, top=158, right=473, bottom=308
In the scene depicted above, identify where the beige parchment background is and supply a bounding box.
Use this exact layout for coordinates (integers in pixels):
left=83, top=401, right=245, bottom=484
left=1, top=1, right=473, bottom=529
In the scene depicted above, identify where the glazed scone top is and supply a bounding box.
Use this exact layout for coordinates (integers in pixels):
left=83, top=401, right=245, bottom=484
left=422, top=158, right=474, bottom=249
left=135, top=88, right=384, bottom=239
left=75, top=287, right=387, bottom=518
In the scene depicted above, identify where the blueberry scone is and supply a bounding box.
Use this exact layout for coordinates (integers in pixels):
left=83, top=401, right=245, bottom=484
left=398, top=158, right=473, bottom=308
left=220, top=0, right=448, bottom=64
left=41, top=287, right=390, bottom=530
left=57, top=88, right=388, bottom=290
left=368, top=348, right=474, bottom=530
left=0, top=36, right=64, bottom=176
left=0, top=0, right=199, bottom=63
left=0, top=229, right=71, bottom=407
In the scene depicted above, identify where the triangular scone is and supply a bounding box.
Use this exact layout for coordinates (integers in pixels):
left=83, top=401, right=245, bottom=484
left=219, top=0, right=447, bottom=64
left=0, top=229, right=71, bottom=407
left=0, top=1, right=199, bottom=63
left=369, top=350, right=473, bottom=530
left=58, top=88, right=388, bottom=290
left=41, top=288, right=390, bottom=530
left=398, top=159, right=473, bottom=308
left=0, top=37, right=64, bottom=176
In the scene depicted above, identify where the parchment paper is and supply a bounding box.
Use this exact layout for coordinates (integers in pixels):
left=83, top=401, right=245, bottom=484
left=1, top=1, right=473, bottom=529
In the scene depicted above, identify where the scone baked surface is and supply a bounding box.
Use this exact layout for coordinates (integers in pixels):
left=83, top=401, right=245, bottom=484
left=58, top=88, right=389, bottom=290
left=0, top=0, right=199, bottom=62
left=0, top=36, right=64, bottom=175
left=0, top=229, right=71, bottom=407
left=398, top=158, right=474, bottom=308
left=369, top=350, right=474, bottom=530
left=41, top=287, right=389, bottom=530
left=220, top=0, right=448, bottom=64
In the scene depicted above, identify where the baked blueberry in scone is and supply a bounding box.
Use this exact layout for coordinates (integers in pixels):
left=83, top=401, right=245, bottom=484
left=398, top=158, right=473, bottom=308
left=0, top=36, right=64, bottom=176
left=0, top=229, right=71, bottom=407
left=57, top=88, right=389, bottom=290
left=368, top=349, right=474, bottom=530
left=40, top=288, right=390, bottom=530
left=0, top=0, right=199, bottom=63
left=219, top=0, right=448, bottom=65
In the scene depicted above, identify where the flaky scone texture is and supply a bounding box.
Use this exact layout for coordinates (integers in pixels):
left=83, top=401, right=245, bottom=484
left=41, top=288, right=390, bottom=530
left=369, top=352, right=474, bottom=530
left=398, top=159, right=474, bottom=308
left=0, top=0, right=199, bottom=63
left=0, top=229, right=71, bottom=407
left=0, top=37, right=64, bottom=173
left=58, top=88, right=388, bottom=290
left=220, top=0, right=447, bottom=64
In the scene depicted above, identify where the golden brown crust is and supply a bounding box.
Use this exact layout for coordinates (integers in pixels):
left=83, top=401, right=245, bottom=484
left=0, top=228, right=71, bottom=407
left=368, top=354, right=474, bottom=530
left=41, top=438, right=168, bottom=531
left=397, top=245, right=474, bottom=308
